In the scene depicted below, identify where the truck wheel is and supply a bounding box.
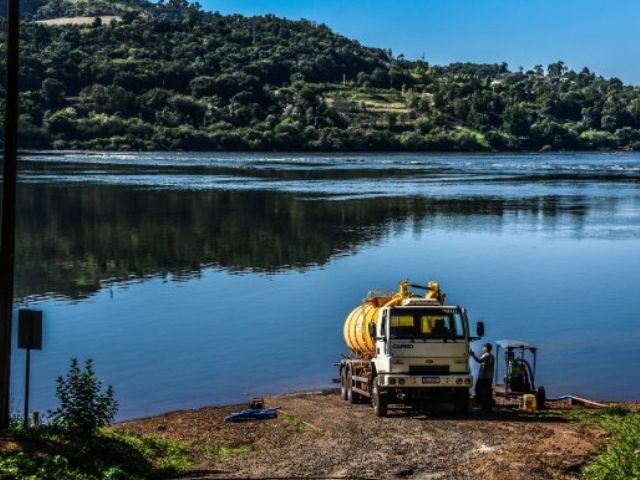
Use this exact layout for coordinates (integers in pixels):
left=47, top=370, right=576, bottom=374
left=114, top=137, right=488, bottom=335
left=454, top=390, right=470, bottom=415
left=371, top=377, right=387, bottom=417
left=346, top=370, right=359, bottom=404
left=340, top=368, right=348, bottom=401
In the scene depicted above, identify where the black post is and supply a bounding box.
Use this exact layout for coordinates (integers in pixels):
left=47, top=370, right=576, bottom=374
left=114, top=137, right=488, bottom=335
left=0, top=0, right=21, bottom=431
left=23, top=347, right=29, bottom=429
left=494, top=345, right=500, bottom=386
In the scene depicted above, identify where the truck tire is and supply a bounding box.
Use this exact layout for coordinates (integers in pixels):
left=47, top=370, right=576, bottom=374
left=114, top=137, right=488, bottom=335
left=454, top=390, right=470, bottom=415
left=347, top=369, right=360, bottom=404
left=340, top=368, right=348, bottom=401
left=371, top=377, right=387, bottom=417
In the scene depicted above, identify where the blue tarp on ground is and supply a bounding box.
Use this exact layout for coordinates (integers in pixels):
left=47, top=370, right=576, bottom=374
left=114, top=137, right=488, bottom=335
left=224, top=408, right=279, bottom=422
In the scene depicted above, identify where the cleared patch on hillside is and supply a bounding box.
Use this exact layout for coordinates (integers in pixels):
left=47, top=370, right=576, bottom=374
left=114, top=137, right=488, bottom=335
left=36, top=15, right=122, bottom=26
left=325, top=85, right=411, bottom=115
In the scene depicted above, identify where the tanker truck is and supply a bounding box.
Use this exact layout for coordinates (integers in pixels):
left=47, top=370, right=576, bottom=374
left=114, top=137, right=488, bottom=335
left=339, top=280, right=485, bottom=417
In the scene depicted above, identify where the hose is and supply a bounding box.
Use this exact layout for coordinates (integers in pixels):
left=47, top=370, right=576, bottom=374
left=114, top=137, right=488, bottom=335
left=545, top=395, right=608, bottom=408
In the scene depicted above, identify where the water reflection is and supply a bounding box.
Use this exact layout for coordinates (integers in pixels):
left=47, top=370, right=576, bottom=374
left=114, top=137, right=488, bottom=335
left=16, top=182, right=605, bottom=301
left=10, top=153, right=640, bottom=417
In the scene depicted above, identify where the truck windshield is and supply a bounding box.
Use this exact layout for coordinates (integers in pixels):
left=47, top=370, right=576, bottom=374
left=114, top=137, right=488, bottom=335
left=389, top=308, right=466, bottom=340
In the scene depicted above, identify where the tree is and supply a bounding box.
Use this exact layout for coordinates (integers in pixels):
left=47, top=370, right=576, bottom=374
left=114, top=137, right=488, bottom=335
left=45, top=107, right=78, bottom=136
left=190, top=75, right=217, bottom=97
left=41, top=77, right=66, bottom=108
left=49, top=358, right=118, bottom=439
left=628, top=98, right=640, bottom=127
left=547, top=61, right=567, bottom=78
left=504, top=103, right=534, bottom=136
left=370, top=68, right=390, bottom=88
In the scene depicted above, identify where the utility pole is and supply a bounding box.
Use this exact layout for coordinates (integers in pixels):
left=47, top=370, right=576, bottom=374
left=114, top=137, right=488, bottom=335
left=0, top=0, right=21, bottom=430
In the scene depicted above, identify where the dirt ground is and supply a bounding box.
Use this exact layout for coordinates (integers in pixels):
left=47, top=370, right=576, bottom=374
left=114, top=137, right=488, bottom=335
left=116, top=389, right=606, bottom=480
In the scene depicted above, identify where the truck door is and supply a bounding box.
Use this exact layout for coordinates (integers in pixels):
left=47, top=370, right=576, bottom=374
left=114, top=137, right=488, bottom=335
left=380, top=310, right=389, bottom=355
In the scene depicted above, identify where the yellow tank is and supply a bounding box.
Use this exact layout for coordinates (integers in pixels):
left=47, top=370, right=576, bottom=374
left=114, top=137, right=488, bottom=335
left=343, top=280, right=445, bottom=359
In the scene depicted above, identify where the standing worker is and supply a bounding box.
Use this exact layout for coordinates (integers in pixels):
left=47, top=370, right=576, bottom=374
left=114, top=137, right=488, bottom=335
left=470, top=343, right=495, bottom=412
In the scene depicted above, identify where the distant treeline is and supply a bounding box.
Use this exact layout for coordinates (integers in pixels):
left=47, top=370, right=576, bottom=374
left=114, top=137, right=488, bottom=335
left=2, top=0, right=640, bottom=151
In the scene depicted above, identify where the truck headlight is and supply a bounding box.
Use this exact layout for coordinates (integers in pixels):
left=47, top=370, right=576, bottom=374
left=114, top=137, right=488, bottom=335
left=398, top=378, right=405, bottom=385
left=464, top=378, right=471, bottom=385
left=389, top=377, right=396, bottom=385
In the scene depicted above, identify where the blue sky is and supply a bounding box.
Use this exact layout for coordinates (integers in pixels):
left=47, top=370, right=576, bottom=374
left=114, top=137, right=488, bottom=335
left=199, top=0, right=640, bottom=84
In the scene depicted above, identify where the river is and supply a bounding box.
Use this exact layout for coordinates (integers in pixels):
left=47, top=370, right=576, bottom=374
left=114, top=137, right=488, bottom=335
left=11, top=152, right=640, bottom=419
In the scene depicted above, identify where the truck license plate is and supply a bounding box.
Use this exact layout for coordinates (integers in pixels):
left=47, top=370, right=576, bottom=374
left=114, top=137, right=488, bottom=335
left=422, top=377, right=441, bottom=384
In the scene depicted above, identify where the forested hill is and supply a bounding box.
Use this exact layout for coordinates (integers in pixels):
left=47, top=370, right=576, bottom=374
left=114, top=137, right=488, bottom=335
left=2, top=0, right=640, bottom=151
left=0, top=0, right=151, bottom=17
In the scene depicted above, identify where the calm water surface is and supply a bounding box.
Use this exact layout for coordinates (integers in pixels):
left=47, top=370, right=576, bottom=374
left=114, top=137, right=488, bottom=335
left=11, top=152, right=640, bottom=419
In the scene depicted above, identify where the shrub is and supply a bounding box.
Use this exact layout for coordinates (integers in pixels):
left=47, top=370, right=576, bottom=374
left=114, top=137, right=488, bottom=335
left=573, top=409, right=640, bottom=480
left=50, top=358, right=118, bottom=440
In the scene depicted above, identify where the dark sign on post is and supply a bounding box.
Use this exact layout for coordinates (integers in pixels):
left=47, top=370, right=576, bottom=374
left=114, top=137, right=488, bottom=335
left=18, top=309, right=43, bottom=429
left=18, top=310, right=42, bottom=351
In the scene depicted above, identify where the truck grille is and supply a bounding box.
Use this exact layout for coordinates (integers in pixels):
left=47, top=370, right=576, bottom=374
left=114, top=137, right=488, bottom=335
left=409, top=365, right=450, bottom=375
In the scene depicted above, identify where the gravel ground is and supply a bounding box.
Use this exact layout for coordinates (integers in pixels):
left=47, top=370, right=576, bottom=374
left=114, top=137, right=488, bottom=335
left=116, top=390, right=604, bottom=480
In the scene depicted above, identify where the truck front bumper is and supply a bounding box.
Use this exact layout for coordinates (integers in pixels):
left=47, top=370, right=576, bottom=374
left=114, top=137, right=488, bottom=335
left=379, top=374, right=472, bottom=388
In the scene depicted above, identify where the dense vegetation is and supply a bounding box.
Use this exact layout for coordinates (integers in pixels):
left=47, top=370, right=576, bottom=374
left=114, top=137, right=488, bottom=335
left=0, top=428, right=191, bottom=479
left=2, top=0, right=640, bottom=151
left=0, top=0, right=150, bottom=17
left=571, top=407, right=640, bottom=480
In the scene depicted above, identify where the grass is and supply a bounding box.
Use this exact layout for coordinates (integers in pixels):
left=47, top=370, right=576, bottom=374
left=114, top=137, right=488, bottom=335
left=567, top=406, right=640, bottom=479
left=280, top=412, right=317, bottom=431
left=101, top=430, right=193, bottom=474
left=0, top=422, right=193, bottom=480
left=201, top=441, right=255, bottom=460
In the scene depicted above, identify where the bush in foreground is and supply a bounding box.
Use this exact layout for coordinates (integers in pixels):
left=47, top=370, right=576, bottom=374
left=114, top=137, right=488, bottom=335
left=572, top=407, right=640, bottom=480
left=0, top=357, right=192, bottom=479
left=49, top=358, right=118, bottom=440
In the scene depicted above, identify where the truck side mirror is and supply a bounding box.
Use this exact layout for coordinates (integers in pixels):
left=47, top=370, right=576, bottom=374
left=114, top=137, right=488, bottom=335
left=476, top=321, right=485, bottom=337
left=368, top=322, right=376, bottom=339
